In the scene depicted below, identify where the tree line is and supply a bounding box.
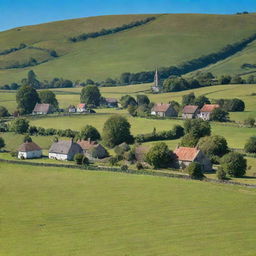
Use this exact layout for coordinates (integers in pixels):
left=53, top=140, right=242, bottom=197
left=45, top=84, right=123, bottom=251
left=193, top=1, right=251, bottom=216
left=69, top=17, right=156, bottom=42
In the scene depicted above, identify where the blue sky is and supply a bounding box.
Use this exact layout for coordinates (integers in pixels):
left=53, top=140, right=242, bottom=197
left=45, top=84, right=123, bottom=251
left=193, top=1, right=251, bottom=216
left=0, top=0, right=255, bottom=31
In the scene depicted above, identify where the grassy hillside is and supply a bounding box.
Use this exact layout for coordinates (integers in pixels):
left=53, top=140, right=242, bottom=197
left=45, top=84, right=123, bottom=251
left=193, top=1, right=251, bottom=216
left=1, top=13, right=256, bottom=84
left=0, top=163, right=255, bottom=256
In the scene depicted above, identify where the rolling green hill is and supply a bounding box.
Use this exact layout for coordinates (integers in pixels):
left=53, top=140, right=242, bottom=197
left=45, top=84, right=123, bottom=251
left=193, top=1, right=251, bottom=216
left=1, top=13, right=256, bottom=84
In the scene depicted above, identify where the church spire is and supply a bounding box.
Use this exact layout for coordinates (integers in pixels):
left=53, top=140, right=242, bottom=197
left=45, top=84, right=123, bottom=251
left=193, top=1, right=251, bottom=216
left=154, top=68, right=159, bottom=88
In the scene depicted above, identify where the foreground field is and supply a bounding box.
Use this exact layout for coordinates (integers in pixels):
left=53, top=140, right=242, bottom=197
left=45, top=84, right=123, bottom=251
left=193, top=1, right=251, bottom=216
left=0, top=163, right=255, bottom=256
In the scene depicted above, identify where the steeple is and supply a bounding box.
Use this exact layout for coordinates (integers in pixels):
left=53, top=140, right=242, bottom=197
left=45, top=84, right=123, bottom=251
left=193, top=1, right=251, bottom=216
left=154, top=68, right=159, bottom=88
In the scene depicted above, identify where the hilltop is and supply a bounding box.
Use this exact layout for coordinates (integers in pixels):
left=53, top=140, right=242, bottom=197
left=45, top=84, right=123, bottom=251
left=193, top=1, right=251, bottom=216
left=0, top=13, right=256, bottom=84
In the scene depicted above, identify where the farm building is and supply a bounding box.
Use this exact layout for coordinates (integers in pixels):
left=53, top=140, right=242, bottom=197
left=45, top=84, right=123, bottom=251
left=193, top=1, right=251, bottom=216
left=182, top=105, right=200, bottom=119
left=32, top=103, right=53, bottom=115
left=18, top=142, right=42, bottom=159
left=49, top=140, right=83, bottom=161
left=174, top=146, right=212, bottom=171
left=68, top=105, right=76, bottom=113
left=77, top=139, right=108, bottom=159
left=198, top=104, right=220, bottom=121
left=151, top=103, right=177, bottom=117
left=105, top=98, right=118, bottom=108
left=77, top=103, right=87, bottom=113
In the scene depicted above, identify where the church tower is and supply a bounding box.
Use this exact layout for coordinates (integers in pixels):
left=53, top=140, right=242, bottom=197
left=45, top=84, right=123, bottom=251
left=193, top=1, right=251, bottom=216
left=152, top=68, right=160, bottom=93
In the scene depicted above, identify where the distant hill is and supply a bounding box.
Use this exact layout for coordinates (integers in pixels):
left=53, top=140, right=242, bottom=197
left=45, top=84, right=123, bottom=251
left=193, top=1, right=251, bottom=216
left=0, top=13, right=256, bottom=84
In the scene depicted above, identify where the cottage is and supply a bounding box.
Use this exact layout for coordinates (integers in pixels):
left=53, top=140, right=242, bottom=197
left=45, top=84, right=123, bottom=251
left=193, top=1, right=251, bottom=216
left=174, top=146, right=212, bottom=171
left=77, top=139, right=108, bottom=159
left=105, top=98, right=118, bottom=108
left=49, top=140, right=83, bottom=161
left=77, top=103, right=87, bottom=113
left=68, top=105, right=76, bottom=113
left=32, top=103, right=53, bottom=115
left=198, top=104, right=220, bottom=121
left=151, top=103, right=177, bottom=117
left=182, top=105, right=200, bottom=119
left=18, top=141, right=42, bottom=159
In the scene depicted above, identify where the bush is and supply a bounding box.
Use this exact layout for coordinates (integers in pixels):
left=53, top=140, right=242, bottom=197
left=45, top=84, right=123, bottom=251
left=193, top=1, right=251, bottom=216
left=80, top=125, right=101, bottom=141
left=186, top=162, right=204, bottom=179
left=23, top=135, right=32, bottom=143
left=109, top=156, right=119, bottom=166
left=114, top=142, right=130, bottom=156
left=136, top=162, right=143, bottom=170
left=121, top=165, right=128, bottom=171
left=244, top=137, right=256, bottom=153
left=0, top=137, right=5, bottom=150
left=10, top=118, right=29, bottom=134
left=216, top=166, right=226, bottom=180
left=74, top=153, right=84, bottom=165
left=210, top=108, right=229, bottom=122
left=221, top=152, right=247, bottom=177
left=82, top=156, right=89, bottom=166
left=244, top=117, right=255, bottom=127
left=0, top=106, right=10, bottom=117
left=184, top=119, right=211, bottom=138
left=180, top=133, right=199, bottom=147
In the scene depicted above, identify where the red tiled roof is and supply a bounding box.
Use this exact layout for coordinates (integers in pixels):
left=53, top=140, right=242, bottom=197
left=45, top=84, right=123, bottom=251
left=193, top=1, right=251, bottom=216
left=33, top=103, right=51, bottom=113
left=182, top=105, right=199, bottom=114
left=18, top=142, right=41, bottom=152
left=77, top=140, right=97, bottom=150
left=105, top=98, right=118, bottom=103
left=152, top=103, right=171, bottom=112
left=200, top=104, right=220, bottom=113
left=174, top=147, right=200, bottom=161
left=77, top=103, right=86, bottom=108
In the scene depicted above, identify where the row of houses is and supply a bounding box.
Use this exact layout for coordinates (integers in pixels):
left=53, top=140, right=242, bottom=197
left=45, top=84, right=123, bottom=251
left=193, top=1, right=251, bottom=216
left=18, top=139, right=108, bottom=161
left=151, top=103, right=220, bottom=121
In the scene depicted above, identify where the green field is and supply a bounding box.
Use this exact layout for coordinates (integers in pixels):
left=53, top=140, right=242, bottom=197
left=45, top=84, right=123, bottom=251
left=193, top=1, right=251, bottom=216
left=0, top=162, right=255, bottom=256
left=1, top=13, right=256, bottom=84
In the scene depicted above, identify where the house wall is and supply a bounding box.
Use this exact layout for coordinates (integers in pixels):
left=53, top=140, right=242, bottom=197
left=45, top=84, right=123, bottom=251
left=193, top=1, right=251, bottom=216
left=49, top=153, right=70, bottom=161
left=198, top=112, right=210, bottom=120
left=77, top=108, right=86, bottom=113
left=194, top=152, right=212, bottom=171
left=182, top=113, right=194, bottom=119
left=18, top=150, right=42, bottom=159
left=69, top=108, right=76, bottom=113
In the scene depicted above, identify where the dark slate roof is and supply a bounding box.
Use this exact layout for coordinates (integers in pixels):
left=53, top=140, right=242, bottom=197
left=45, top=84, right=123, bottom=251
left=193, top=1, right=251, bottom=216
left=49, top=140, right=82, bottom=155
left=33, top=103, right=51, bottom=113
left=182, top=105, right=199, bottom=114
left=18, top=142, right=41, bottom=152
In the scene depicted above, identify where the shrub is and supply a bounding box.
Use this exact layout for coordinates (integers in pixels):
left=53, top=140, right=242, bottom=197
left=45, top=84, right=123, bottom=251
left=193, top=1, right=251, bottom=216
left=244, top=117, right=255, bottom=127
left=23, top=135, right=32, bottom=143
left=82, top=156, right=89, bottom=166
left=10, top=118, right=29, bottom=134
left=184, top=119, right=211, bottom=138
left=0, top=106, right=10, bottom=117
left=0, top=137, right=5, bottom=150
left=109, top=156, right=118, bottom=166
left=121, top=165, right=128, bottom=171
left=216, top=166, right=226, bottom=180
left=136, top=162, right=143, bottom=170
left=244, top=137, right=256, bottom=153
left=186, top=162, right=204, bottom=179
left=210, top=108, right=229, bottom=122
left=74, top=153, right=84, bottom=165
left=180, top=133, right=199, bottom=147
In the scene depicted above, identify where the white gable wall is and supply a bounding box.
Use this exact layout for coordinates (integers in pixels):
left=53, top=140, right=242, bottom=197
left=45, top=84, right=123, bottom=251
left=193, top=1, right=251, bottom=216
left=18, top=150, right=42, bottom=159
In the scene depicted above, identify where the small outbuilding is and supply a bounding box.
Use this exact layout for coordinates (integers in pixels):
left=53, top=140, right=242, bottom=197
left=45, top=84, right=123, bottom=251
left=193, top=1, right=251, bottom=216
left=18, top=141, right=42, bottom=159
left=68, top=105, right=76, bottom=113
left=49, top=140, right=83, bottom=161
left=32, top=103, right=54, bottom=115
left=174, top=146, right=212, bottom=171
left=182, top=105, right=200, bottom=119
left=198, top=104, right=220, bottom=121
left=151, top=103, right=178, bottom=117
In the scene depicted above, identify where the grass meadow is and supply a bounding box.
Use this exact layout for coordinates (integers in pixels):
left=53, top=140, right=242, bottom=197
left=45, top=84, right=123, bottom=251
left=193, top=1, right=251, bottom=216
left=0, top=163, right=255, bottom=256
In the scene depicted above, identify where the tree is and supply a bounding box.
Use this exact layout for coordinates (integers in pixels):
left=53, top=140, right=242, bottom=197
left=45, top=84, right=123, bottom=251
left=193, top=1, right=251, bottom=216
left=74, top=153, right=84, bottom=165
left=0, top=106, right=10, bottom=117
left=186, top=162, right=204, bottom=179
left=210, top=108, right=229, bottom=122
left=11, top=118, right=29, bottom=134
left=145, top=142, right=176, bottom=168
left=80, top=125, right=101, bottom=141
left=163, top=76, right=189, bottom=92
left=194, top=95, right=210, bottom=108
left=221, top=152, right=247, bottom=177
left=0, top=137, right=5, bottom=150
left=198, top=135, right=229, bottom=158
left=216, top=166, right=226, bottom=180
left=16, top=85, right=40, bottom=114
left=24, top=70, right=41, bottom=88
left=228, top=98, right=245, bottom=112
left=39, top=90, right=59, bottom=108
left=182, top=92, right=195, bottom=106
left=184, top=119, right=211, bottom=138
left=23, top=135, right=32, bottom=143
left=80, top=85, right=101, bottom=106
left=86, top=79, right=94, bottom=85
left=244, top=137, right=256, bottom=153
left=180, top=133, right=199, bottom=147
left=231, top=75, right=243, bottom=84
left=244, top=117, right=255, bottom=127
left=136, top=95, right=150, bottom=106
left=120, top=95, right=137, bottom=108
left=219, top=75, right=231, bottom=84
left=103, top=115, right=133, bottom=148
left=127, top=105, right=137, bottom=116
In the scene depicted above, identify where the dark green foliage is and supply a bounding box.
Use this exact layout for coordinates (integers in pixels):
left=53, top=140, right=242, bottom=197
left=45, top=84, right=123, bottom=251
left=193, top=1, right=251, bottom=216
left=215, top=98, right=245, bottom=112
left=194, top=95, right=210, bottom=108
left=198, top=135, right=229, bottom=158
left=74, top=153, right=84, bottom=165
left=109, top=156, right=118, bottom=166
left=114, top=143, right=130, bottom=156
left=0, top=106, right=10, bottom=117
left=136, top=162, right=143, bottom=170
left=39, top=90, right=59, bottom=108
left=230, top=75, right=243, bottom=84
left=0, top=123, right=8, bottom=132
left=23, top=135, right=32, bottom=143
left=26, top=70, right=41, bottom=89
left=127, top=105, right=137, bottom=116
left=163, top=76, right=189, bottom=92
left=80, top=85, right=101, bottom=106
left=221, top=152, right=247, bottom=177
left=82, top=156, right=89, bottom=165
left=49, top=50, right=58, bottom=57
left=210, top=108, right=229, bottom=122
left=103, top=115, right=133, bottom=148
left=216, top=166, right=227, bottom=180
left=180, top=133, right=199, bottom=147
left=244, top=137, right=256, bottom=153
left=16, top=85, right=40, bottom=114
left=0, top=43, right=27, bottom=56
left=219, top=75, right=232, bottom=84
left=186, top=162, right=204, bottom=179
left=0, top=137, right=5, bottom=150
left=80, top=125, right=101, bottom=141
left=11, top=118, right=29, bottom=134
left=145, top=142, right=176, bottom=168
left=136, top=95, right=150, bottom=106
left=184, top=119, right=211, bottom=138
left=120, top=95, right=137, bottom=108
left=182, top=93, right=195, bottom=106
left=121, top=165, right=128, bottom=171
left=244, top=117, right=255, bottom=127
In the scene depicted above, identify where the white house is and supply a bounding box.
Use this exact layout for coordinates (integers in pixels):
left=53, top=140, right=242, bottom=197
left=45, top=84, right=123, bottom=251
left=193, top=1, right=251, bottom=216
left=49, top=140, right=83, bottom=161
left=18, top=142, right=42, bottom=159
left=68, top=105, right=76, bottom=113
left=77, top=103, right=87, bottom=113
left=198, top=104, right=220, bottom=121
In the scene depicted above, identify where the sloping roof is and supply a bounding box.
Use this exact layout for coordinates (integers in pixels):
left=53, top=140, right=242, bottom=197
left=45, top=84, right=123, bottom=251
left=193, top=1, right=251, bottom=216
left=18, top=142, right=41, bottom=152
left=49, top=140, right=82, bottom=155
left=201, top=104, right=220, bottom=113
left=152, top=103, right=171, bottom=113
left=182, top=105, right=199, bottom=114
left=105, top=98, right=118, bottom=103
left=33, top=103, right=51, bottom=113
left=174, top=147, right=200, bottom=162
left=77, top=103, right=86, bottom=109
left=77, top=140, right=97, bottom=151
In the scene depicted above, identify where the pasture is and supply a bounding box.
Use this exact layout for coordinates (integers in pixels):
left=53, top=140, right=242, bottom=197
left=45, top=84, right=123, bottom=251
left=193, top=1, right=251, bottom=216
left=0, top=162, right=255, bottom=256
